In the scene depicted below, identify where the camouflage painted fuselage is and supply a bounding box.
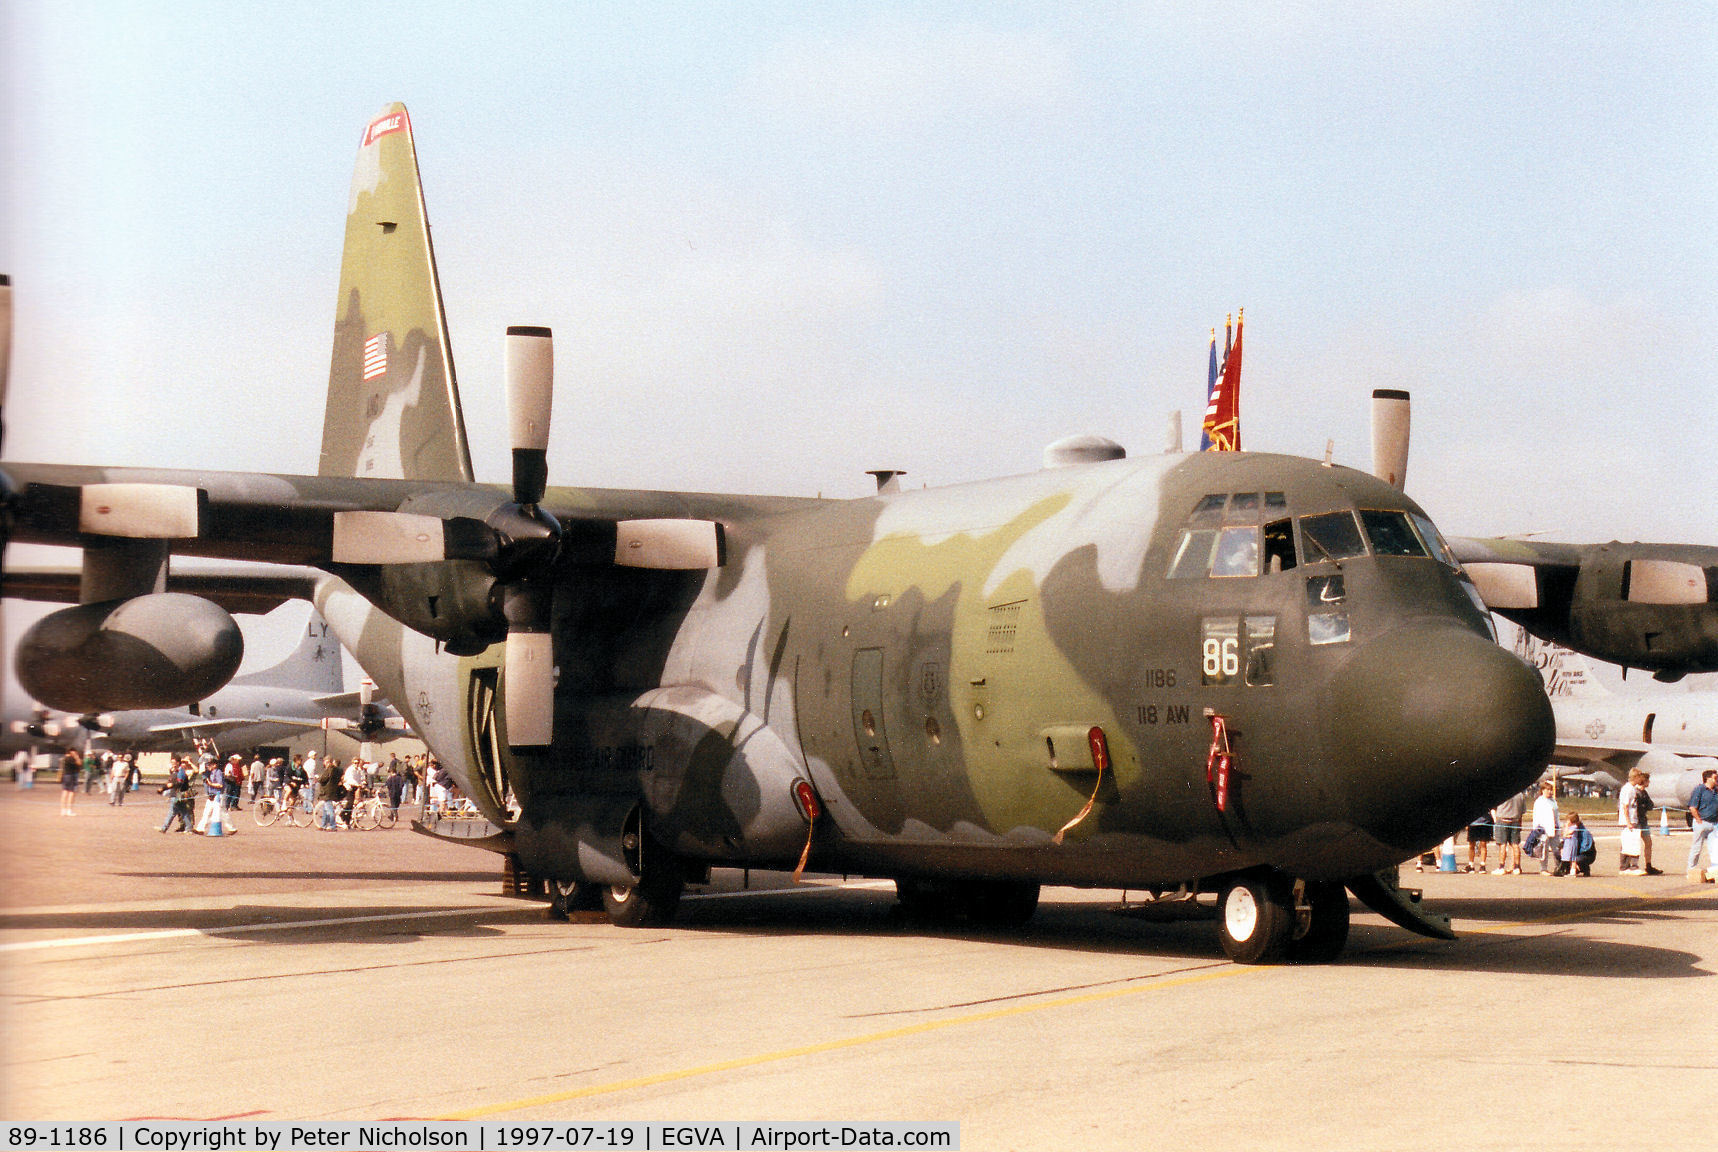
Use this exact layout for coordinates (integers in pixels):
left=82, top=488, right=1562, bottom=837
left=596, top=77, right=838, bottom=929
left=312, top=447, right=1551, bottom=893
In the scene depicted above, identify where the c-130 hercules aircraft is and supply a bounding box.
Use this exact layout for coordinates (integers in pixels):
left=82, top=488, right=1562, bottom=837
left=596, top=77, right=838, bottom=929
left=1, top=104, right=1561, bottom=964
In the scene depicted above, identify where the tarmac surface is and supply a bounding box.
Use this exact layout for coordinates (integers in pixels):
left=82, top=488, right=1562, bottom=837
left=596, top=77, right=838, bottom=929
left=3, top=784, right=1715, bottom=1149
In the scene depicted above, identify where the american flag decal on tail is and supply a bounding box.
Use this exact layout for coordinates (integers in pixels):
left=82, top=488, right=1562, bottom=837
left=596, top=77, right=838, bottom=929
left=362, top=333, right=388, bottom=381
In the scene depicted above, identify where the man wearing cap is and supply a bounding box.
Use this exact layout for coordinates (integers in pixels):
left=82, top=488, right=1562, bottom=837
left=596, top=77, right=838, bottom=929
left=224, top=754, right=245, bottom=811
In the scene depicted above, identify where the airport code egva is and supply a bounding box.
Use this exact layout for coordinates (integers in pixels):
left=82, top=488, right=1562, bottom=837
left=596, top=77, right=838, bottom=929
left=4, top=1126, right=959, bottom=1151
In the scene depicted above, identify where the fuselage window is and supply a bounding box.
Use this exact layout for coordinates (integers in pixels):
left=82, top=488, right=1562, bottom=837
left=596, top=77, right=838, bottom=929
left=1359, top=509, right=1429, bottom=557
left=1308, top=611, right=1351, bottom=646
left=1299, top=511, right=1367, bottom=563
left=1201, top=617, right=1241, bottom=685
left=1306, top=573, right=1345, bottom=606
left=1244, top=616, right=1276, bottom=686
left=1210, top=525, right=1261, bottom=577
left=1263, top=519, right=1296, bottom=573
left=1202, top=616, right=1276, bottom=685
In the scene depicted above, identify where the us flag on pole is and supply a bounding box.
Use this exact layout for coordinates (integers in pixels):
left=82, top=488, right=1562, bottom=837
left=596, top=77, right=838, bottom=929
left=1200, top=310, right=1242, bottom=451
left=362, top=333, right=388, bottom=381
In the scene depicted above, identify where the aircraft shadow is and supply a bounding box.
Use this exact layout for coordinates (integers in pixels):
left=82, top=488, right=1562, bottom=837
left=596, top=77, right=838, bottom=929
left=114, top=869, right=498, bottom=883
left=669, top=887, right=1715, bottom=978
left=1, top=901, right=547, bottom=944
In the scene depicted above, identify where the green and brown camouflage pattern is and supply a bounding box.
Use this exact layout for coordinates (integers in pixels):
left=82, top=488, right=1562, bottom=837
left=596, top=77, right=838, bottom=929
left=319, top=103, right=472, bottom=483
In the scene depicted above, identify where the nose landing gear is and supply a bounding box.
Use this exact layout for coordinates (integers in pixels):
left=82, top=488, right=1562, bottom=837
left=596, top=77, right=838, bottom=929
left=1217, top=872, right=1351, bottom=964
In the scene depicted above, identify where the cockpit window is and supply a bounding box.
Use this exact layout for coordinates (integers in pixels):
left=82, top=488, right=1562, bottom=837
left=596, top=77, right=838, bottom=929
left=1411, top=512, right=1459, bottom=569
left=1262, top=519, right=1297, bottom=573
left=1227, top=492, right=1261, bottom=520
left=1359, top=510, right=1429, bottom=557
left=1299, top=511, right=1366, bottom=563
left=1169, top=529, right=1218, bottom=579
left=1172, top=494, right=1296, bottom=579
left=1210, top=525, right=1261, bottom=577
left=1190, top=494, right=1228, bottom=521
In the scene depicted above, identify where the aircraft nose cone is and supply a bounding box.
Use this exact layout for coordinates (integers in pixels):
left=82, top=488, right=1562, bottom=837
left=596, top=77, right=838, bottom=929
left=1325, top=625, right=1553, bottom=853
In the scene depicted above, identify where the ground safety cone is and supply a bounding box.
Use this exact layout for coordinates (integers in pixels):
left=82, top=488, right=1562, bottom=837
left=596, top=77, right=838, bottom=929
left=206, top=798, right=225, bottom=837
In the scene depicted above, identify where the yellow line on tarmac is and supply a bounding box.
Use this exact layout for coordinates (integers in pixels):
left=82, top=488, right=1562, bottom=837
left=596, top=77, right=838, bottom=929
left=1458, top=883, right=1711, bottom=934
left=442, top=965, right=1255, bottom=1119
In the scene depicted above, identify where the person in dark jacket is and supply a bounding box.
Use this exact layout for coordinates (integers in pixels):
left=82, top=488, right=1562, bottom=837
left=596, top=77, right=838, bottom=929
left=315, top=755, right=342, bottom=830
left=59, top=749, right=82, bottom=816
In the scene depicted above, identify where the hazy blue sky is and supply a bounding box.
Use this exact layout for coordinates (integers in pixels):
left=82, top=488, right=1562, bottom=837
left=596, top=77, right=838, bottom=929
left=4, top=2, right=1714, bottom=554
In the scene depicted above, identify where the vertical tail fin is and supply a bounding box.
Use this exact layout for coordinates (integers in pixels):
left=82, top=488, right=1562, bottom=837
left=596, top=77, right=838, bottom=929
left=231, top=608, right=346, bottom=694
left=1511, top=625, right=1610, bottom=699
left=320, top=103, right=473, bottom=483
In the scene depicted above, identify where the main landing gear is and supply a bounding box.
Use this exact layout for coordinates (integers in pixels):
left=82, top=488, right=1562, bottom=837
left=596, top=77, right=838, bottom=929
left=1216, top=872, right=1349, bottom=964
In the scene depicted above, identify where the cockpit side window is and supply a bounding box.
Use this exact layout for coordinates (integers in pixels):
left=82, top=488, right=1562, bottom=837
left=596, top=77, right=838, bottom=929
left=1263, top=519, right=1296, bottom=573
left=1359, top=510, right=1429, bottom=557
left=1299, top=511, right=1366, bottom=563
left=1169, top=529, right=1218, bottom=579
left=1410, top=512, right=1459, bottom=569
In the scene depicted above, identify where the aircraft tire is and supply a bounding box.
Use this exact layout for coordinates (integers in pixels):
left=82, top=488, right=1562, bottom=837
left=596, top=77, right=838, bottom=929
left=602, top=866, right=684, bottom=928
left=1289, top=880, right=1350, bottom=964
left=1217, top=873, right=1293, bottom=964
left=548, top=879, right=603, bottom=920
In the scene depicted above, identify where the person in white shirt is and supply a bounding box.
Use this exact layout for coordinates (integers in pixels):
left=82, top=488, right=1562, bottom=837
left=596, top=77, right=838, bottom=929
left=1530, top=781, right=1561, bottom=874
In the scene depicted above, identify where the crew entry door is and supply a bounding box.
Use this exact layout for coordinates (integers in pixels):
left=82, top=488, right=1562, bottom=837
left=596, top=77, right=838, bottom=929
left=851, top=647, right=897, bottom=779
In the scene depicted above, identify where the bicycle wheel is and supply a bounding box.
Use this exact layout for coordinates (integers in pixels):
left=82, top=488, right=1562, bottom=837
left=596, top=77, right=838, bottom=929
left=376, top=803, right=397, bottom=830
left=354, top=801, right=379, bottom=831
left=254, top=797, right=280, bottom=827
left=287, top=801, right=314, bottom=827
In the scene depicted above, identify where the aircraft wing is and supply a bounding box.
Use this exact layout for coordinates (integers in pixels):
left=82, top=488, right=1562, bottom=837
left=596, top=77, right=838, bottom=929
left=140, top=717, right=273, bottom=737
left=3, top=561, right=319, bottom=614
left=1448, top=535, right=1718, bottom=677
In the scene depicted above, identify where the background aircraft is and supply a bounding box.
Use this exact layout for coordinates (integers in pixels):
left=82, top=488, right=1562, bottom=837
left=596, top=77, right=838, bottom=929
left=1509, top=625, right=1713, bottom=811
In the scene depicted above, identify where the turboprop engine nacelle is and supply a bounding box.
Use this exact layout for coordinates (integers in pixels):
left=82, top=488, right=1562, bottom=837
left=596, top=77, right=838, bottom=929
left=14, top=593, right=244, bottom=714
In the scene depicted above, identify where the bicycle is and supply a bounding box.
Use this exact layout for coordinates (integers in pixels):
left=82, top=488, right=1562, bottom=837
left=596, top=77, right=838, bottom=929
left=254, top=789, right=314, bottom=827
left=345, top=792, right=398, bottom=830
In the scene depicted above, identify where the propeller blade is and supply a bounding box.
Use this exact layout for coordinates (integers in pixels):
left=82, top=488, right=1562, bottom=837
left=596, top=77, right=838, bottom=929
left=1370, top=389, right=1410, bottom=490
left=615, top=519, right=724, bottom=569
left=79, top=483, right=202, bottom=538
left=331, top=511, right=448, bottom=564
left=0, top=274, right=11, bottom=449
left=503, top=629, right=554, bottom=746
left=505, top=326, right=553, bottom=506
left=1626, top=559, right=1708, bottom=605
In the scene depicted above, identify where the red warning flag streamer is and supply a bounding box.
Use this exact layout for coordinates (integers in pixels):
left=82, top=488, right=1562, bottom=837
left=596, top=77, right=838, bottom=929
left=792, top=779, right=822, bottom=883
left=1052, top=727, right=1111, bottom=845
left=1206, top=713, right=1234, bottom=813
